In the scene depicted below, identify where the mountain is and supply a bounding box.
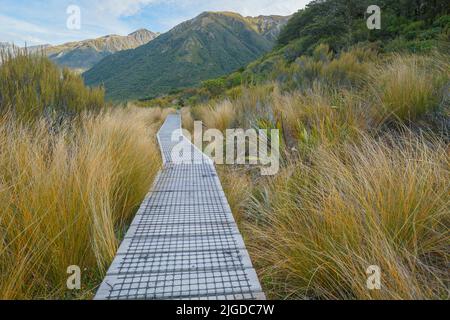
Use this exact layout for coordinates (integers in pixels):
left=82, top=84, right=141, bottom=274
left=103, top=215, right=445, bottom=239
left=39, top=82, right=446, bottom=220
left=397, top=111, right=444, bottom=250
left=83, top=12, right=289, bottom=101
left=244, top=15, right=292, bottom=42
left=46, top=29, right=159, bottom=72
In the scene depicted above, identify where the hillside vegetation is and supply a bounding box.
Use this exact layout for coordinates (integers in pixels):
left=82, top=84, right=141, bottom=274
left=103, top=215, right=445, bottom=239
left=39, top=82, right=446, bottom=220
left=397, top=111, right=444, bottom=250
left=278, top=0, right=449, bottom=49
left=192, top=50, right=450, bottom=301
left=138, top=1, right=448, bottom=110
left=228, top=0, right=449, bottom=89
left=181, top=1, right=449, bottom=300
left=46, top=29, right=159, bottom=72
left=84, top=12, right=288, bottom=101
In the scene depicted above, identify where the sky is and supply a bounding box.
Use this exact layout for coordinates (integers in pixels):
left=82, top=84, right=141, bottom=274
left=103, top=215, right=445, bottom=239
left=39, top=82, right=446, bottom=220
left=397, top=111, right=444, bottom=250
left=0, top=0, right=309, bottom=46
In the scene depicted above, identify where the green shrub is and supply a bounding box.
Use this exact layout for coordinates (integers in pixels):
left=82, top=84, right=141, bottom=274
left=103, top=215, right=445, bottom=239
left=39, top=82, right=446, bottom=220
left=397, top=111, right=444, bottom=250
left=0, top=49, right=104, bottom=122
left=202, top=78, right=227, bottom=96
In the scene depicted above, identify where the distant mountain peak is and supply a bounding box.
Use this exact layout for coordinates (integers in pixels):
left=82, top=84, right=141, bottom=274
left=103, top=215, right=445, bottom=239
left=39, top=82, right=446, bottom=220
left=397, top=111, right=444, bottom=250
left=190, top=11, right=290, bottom=39
left=128, top=29, right=160, bottom=43
left=84, top=11, right=289, bottom=101
left=44, top=29, right=159, bottom=72
left=129, top=28, right=156, bottom=36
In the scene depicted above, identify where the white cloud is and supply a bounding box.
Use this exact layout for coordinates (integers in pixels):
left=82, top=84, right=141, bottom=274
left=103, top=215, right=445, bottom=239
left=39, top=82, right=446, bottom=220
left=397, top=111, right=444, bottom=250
left=75, top=0, right=306, bottom=39
left=0, top=12, right=101, bottom=46
left=86, top=0, right=305, bottom=19
left=0, top=14, right=69, bottom=45
left=0, top=0, right=309, bottom=45
left=91, top=0, right=160, bottom=17
left=0, top=14, right=50, bottom=35
left=218, top=0, right=306, bottom=16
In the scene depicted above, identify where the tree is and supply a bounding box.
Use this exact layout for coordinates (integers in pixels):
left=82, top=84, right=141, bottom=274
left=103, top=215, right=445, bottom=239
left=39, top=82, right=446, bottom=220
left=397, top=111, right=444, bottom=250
left=202, top=79, right=226, bottom=96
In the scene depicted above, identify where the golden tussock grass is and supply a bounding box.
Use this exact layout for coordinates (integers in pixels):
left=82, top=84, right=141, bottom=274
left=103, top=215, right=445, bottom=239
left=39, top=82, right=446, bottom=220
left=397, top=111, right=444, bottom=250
left=181, top=107, right=195, bottom=133
left=208, top=50, right=449, bottom=300
left=370, top=54, right=448, bottom=124
left=194, top=100, right=236, bottom=132
left=216, top=167, right=253, bottom=226
left=0, top=106, right=165, bottom=299
left=244, top=133, right=449, bottom=300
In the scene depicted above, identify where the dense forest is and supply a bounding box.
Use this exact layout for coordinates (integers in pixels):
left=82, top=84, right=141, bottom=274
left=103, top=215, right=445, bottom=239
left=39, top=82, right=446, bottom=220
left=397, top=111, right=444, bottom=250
left=278, top=0, right=450, bottom=51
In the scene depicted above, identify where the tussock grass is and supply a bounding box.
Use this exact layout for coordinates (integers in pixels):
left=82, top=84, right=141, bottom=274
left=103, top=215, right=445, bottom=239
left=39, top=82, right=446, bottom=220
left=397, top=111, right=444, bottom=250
left=195, top=99, right=235, bottom=132
left=0, top=107, right=164, bottom=299
left=233, top=84, right=275, bottom=129
left=245, top=133, right=449, bottom=299
left=196, top=50, right=450, bottom=300
left=321, top=49, right=372, bottom=88
left=216, top=167, right=252, bottom=225
left=194, top=83, right=369, bottom=156
left=272, top=85, right=368, bottom=151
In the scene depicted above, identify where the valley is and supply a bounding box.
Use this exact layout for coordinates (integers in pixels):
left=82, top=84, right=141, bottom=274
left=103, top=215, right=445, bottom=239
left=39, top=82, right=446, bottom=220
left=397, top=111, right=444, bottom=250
left=83, top=12, right=289, bottom=100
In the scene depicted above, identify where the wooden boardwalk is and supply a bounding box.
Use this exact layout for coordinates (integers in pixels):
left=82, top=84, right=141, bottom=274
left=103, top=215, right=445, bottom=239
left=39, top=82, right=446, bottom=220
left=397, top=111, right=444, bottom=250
left=95, top=114, right=265, bottom=300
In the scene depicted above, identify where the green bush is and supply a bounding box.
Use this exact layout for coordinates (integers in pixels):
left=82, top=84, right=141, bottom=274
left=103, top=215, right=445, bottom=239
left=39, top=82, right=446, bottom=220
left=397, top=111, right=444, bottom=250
left=0, top=49, right=104, bottom=122
left=202, top=78, right=227, bottom=96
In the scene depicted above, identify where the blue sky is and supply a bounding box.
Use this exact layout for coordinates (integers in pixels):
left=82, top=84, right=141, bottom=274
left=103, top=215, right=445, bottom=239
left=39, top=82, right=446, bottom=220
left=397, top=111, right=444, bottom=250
left=0, top=0, right=309, bottom=46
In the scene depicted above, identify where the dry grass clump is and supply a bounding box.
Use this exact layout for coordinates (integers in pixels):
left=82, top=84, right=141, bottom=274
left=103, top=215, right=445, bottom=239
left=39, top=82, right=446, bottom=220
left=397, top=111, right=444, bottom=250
left=271, top=85, right=368, bottom=151
left=128, top=103, right=176, bottom=127
left=194, top=99, right=236, bottom=132
left=321, top=50, right=372, bottom=88
left=190, top=85, right=276, bottom=132
left=197, top=49, right=449, bottom=301
left=190, top=82, right=369, bottom=154
left=290, top=45, right=374, bottom=91
left=0, top=107, right=164, bottom=299
left=370, top=54, right=448, bottom=124
left=232, top=84, right=275, bottom=129
left=245, top=133, right=449, bottom=300
left=216, top=167, right=253, bottom=225
left=181, top=107, right=195, bottom=133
